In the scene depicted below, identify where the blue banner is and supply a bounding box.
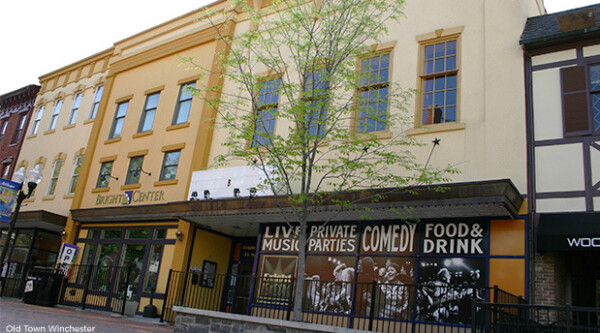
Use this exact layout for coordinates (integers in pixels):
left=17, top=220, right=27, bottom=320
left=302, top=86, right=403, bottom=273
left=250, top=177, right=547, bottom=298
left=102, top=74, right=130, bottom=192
left=0, top=178, right=20, bottom=223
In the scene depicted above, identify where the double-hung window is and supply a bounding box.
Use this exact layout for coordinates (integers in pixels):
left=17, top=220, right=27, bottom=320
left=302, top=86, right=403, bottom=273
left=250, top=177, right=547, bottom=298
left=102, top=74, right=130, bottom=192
left=46, top=159, right=63, bottom=196
left=48, top=99, right=62, bottom=130
left=305, top=69, right=329, bottom=138
left=420, top=39, right=458, bottom=125
left=89, top=85, right=104, bottom=119
left=109, top=101, right=129, bottom=139
left=96, top=161, right=114, bottom=188
left=30, top=106, right=44, bottom=135
left=253, top=78, right=281, bottom=146
left=67, top=93, right=82, bottom=126
left=12, top=115, right=27, bottom=144
left=68, top=156, right=84, bottom=194
left=159, top=150, right=181, bottom=181
left=357, top=53, right=390, bottom=133
left=561, top=64, right=600, bottom=136
left=125, top=156, right=144, bottom=185
left=0, top=120, right=7, bottom=142
left=138, top=92, right=160, bottom=132
left=172, top=82, right=194, bottom=125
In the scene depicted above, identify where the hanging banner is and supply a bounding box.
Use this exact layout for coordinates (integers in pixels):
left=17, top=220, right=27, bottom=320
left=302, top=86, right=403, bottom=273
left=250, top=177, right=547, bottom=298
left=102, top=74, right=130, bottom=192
left=56, top=243, right=79, bottom=276
left=0, top=178, right=20, bottom=223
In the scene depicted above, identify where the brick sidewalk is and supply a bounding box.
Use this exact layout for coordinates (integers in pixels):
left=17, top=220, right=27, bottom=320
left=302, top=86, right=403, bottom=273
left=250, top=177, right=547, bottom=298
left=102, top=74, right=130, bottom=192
left=0, top=297, right=172, bottom=333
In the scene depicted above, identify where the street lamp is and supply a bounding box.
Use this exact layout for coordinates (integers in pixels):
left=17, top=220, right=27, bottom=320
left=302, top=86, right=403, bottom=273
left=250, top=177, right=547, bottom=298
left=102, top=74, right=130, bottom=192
left=0, top=166, right=43, bottom=269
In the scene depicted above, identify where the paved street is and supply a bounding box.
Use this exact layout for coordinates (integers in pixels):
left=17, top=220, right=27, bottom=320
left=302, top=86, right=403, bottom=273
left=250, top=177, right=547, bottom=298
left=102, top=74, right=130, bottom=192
left=0, top=297, right=172, bottom=333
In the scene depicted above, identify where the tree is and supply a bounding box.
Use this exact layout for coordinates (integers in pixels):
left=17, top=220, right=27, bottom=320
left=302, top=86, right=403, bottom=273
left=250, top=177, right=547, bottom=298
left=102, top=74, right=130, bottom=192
left=187, top=0, right=457, bottom=321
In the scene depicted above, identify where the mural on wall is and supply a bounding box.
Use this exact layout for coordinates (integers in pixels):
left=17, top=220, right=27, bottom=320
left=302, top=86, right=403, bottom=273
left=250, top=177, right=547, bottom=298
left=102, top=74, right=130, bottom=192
left=257, top=221, right=489, bottom=322
left=416, top=257, right=485, bottom=324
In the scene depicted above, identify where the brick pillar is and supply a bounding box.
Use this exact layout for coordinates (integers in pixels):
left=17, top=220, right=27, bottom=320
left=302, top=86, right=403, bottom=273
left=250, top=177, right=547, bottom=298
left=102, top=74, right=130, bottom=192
left=533, top=251, right=566, bottom=305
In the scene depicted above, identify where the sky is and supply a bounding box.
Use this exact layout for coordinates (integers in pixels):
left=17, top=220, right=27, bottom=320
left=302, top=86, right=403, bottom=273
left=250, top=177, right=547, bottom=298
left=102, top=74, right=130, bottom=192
left=0, top=0, right=598, bottom=95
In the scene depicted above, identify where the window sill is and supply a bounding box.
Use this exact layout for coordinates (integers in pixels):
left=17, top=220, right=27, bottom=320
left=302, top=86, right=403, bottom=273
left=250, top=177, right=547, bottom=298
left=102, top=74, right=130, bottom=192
left=104, top=137, right=122, bottom=145
left=63, top=124, right=76, bottom=130
left=23, top=197, right=35, bottom=203
left=92, top=187, right=110, bottom=193
left=44, top=129, right=56, bottom=135
left=84, top=118, right=95, bottom=125
left=354, top=130, right=393, bottom=140
left=133, top=130, right=153, bottom=139
left=406, top=122, right=466, bottom=136
left=166, top=122, right=190, bottom=131
left=121, top=183, right=141, bottom=190
left=26, top=134, right=37, bottom=140
left=154, top=179, right=178, bottom=187
left=42, top=195, right=55, bottom=201
left=63, top=193, right=75, bottom=199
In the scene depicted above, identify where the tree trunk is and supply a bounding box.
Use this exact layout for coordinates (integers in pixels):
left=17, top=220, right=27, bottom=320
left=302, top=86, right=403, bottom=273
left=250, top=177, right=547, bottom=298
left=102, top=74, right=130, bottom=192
left=292, top=220, right=307, bottom=321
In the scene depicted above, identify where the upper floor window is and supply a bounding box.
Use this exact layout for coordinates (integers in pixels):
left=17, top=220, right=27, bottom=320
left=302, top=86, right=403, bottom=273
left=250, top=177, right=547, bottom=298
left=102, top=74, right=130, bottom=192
left=420, top=39, right=458, bottom=126
left=125, top=156, right=144, bottom=185
left=109, top=101, right=129, bottom=139
left=172, top=82, right=195, bottom=125
left=357, top=53, right=390, bottom=133
left=89, top=85, right=104, bottom=119
left=46, top=159, right=63, bottom=196
left=0, top=120, right=7, bottom=142
left=68, top=155, right=84, bottom=194
left=561, top=64, right=600, bottom=136
left=304, top=69, right=329, bottom=138
left=253, top=78, right=281, bottom=146
left=30, top=106, right=44, bottom=135
left=12, top=114, right=27, bottom=144
left=67, top=93, right=82, bottom=126
left=159, top=150, right=181, bottom=181
left=96, top=161, right=114, bottom=188
left=48, top=99, right=62, bottom=130
left=138, top=92, right=160, bottom=133
left=2, top=164, right=9, bottom=178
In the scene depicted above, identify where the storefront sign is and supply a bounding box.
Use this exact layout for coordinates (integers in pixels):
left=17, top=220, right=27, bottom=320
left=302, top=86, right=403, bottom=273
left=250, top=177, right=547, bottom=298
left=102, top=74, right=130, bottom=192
left=95, top=190, right=165, bottom=206
left=261, top=224, right=359, bottom=253
left=422, top=222, right=485, bottom=255
left=57, top=243, right=79, bottom=276
left=0, top=178, right=20, bottom=223
left=538, top=213, right=600, bottom=251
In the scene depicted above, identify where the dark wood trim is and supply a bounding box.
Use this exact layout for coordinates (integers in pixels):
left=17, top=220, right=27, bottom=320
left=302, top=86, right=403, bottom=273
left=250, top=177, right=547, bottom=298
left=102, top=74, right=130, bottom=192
left=536, top=191, right=586, bottom=199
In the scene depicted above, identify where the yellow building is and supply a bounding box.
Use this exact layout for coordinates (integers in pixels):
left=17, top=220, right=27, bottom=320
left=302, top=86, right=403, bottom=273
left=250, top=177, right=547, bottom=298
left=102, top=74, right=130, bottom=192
left=62, top=2, right=237, bottom=314
left=9, top=49, right=112, bottom=267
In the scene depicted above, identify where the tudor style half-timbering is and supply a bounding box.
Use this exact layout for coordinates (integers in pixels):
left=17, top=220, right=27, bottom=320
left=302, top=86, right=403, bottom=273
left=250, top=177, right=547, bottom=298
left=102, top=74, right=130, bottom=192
left=521, top=4, right=600, bottom=308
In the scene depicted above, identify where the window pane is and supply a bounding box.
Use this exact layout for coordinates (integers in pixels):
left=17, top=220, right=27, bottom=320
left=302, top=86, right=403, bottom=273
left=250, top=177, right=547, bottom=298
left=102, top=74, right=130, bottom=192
left=447, top=40, right=457, bottom=55
left=447, top=75, right=457, bottom=89
left=116, top=102, right=128, bottom=118
left=146, top=93, right=160, bottom=109
left=593, top=94, right=600, bottom=132
left=175, top=100, right=191, bottom=124
left=140, top=109, right=155, bottom=132
left=424, top=79, right=434, bottom=92
left=424, top=60, right=434, bottom=75
left=435, top=91, right=445, bottom=107
left=424, top=45, right=434, bottom=60
left=112, top=118, right=124, bottom=138
left=423, top=93, right=433, bottom=108
left=143, top=244, right=162, bottom=292
left=101, top=230, right=122, bottom=239
left=435, top=42, right=445, bottom=58
left=126, top=156, right=144, bottom=184
left=434, top=77, right=445, bottom=90
left=435, top=58, right=445, bottom=73
left=446, top=56, right=456, bottom=71
left=181, top=83, right=195, bottom=100
left=126, top=229, right=150, bottom=239
left=154, top=229, right=166, bottom=239
left=446, top=106, right=457, bottom=122
left=446, top=89, right=457, bottom=105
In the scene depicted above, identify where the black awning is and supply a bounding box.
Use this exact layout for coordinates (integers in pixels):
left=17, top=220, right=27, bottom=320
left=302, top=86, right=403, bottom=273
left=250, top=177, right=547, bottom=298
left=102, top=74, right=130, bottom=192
left=537, top=212, right=600, bottom=252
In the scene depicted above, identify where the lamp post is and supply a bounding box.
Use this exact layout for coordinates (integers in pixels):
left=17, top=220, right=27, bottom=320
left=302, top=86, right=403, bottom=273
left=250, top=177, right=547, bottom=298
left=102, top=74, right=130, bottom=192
left=0, top=166, right=43, bottom=269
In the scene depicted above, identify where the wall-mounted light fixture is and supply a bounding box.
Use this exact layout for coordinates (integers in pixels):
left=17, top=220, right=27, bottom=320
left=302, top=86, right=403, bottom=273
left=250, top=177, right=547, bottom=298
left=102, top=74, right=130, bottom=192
left=249, top=187, right=257, bottom=199
left=203, top=190, right=211, bottom=200
left=61, top=231, right=67, bottom=240
left=233, top=188, right=240, bottom=198
left=175, top=229, right=183, bottom=241
left=189, top=191, right=199, bottom=201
